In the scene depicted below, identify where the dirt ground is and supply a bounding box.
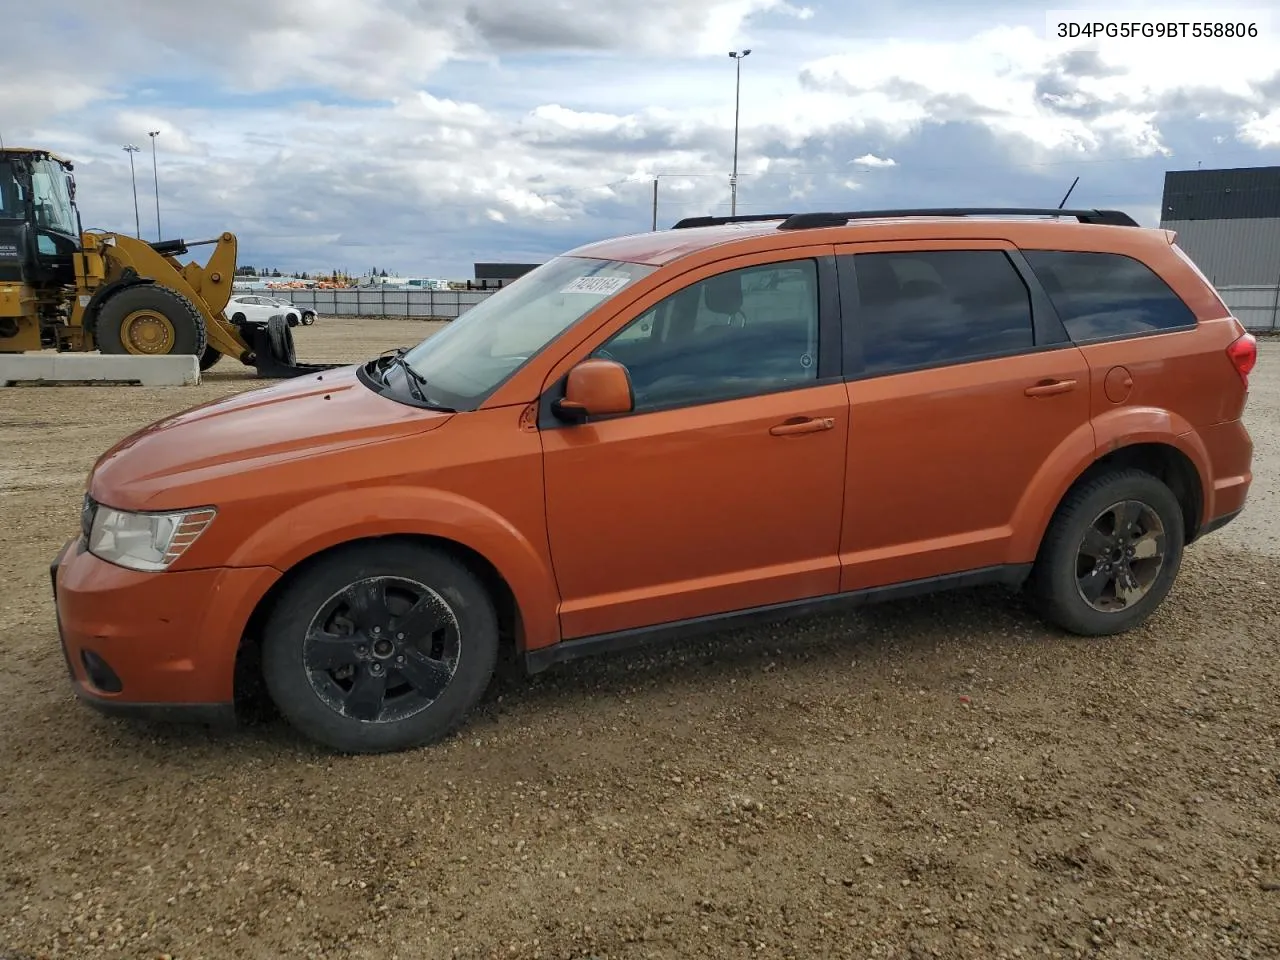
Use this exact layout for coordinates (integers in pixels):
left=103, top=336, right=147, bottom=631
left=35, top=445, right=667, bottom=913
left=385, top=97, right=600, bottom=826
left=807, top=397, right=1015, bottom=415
left=1, top=319, right=1278, bottom=960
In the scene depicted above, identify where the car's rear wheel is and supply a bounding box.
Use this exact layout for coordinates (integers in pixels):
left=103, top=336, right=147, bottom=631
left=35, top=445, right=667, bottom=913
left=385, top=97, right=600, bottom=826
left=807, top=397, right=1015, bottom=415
left=301, top=311, right=316, bottom=326
left=261, top=541, right=499, bottom=753
left=1030, top=468, right=1184, bottom=636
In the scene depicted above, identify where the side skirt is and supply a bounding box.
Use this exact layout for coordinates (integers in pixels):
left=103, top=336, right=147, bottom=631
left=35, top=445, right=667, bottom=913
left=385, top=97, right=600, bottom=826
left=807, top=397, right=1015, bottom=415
left=524, top=563, right=1033, bottom=674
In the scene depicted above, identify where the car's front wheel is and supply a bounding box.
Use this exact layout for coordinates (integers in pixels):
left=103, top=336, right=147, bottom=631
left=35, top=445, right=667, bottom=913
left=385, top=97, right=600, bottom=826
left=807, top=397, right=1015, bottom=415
left=1029, top=468, right=1185, bottom=636
left=261, top=541, right=499, bottom=753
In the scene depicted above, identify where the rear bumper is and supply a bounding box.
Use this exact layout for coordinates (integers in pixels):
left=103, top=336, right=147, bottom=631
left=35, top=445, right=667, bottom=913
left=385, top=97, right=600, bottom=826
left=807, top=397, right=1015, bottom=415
left=1196, top=506, right=1244, bottom=541
left=1195, top=418, right=1252, bottom=537
left=51, top=537, right=278, bottom=724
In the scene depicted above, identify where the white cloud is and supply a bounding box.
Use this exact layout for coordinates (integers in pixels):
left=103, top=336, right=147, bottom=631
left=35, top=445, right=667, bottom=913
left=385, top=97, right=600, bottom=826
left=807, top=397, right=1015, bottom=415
left=800, top=21, right=1280, bottom=154
left=3, top=0, right=1279, bottom=273
left=852, top=154, right=897, bottom=168
left=1241, top=110, right=1280, bottom=146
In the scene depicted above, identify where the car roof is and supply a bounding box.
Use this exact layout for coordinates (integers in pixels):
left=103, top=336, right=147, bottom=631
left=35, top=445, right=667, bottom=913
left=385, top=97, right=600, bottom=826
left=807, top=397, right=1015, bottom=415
left=565, top=210, right=1171, bottom=267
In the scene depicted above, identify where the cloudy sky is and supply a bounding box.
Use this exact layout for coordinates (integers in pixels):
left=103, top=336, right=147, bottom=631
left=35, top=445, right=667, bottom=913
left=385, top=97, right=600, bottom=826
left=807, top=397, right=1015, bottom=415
left=6, top=0, right=1280, bottom=277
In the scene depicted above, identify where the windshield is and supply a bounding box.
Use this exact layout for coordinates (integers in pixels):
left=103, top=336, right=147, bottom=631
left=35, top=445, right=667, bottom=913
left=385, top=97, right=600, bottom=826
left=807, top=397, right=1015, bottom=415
left=29, top=158, right=78, bottom=236
left=395, top=255, right=656, bottom=409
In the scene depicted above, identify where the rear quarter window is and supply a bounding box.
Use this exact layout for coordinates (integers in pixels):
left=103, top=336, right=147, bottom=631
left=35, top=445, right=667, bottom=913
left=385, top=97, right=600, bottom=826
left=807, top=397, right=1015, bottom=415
left=1022, top=250, right=1198, bottom=343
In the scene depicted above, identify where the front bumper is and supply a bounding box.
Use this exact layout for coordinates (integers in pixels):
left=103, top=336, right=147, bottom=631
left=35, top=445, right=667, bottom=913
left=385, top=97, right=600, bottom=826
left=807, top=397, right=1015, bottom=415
left=51, top=537, right=279, bottom=726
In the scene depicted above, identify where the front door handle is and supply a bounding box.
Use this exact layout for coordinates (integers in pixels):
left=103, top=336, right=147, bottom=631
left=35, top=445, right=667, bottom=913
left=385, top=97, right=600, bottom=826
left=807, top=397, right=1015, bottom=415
left=1024, top=378, right=1077, bottom=397
left=770, top=416, right=835, bottom=436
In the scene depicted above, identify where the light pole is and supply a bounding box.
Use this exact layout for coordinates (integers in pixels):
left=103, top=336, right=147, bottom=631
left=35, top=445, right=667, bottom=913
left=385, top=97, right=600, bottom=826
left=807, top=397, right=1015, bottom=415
left=148, top=130, right=161, bottom=241
left=728, top=49, right=751, bottom=216
left=122, top=144, right=141, bottom=238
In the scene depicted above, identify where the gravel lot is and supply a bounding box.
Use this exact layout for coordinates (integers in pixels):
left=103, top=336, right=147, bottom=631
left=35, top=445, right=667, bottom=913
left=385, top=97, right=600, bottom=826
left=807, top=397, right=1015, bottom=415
left=1, top=320, right=1277, bottom=960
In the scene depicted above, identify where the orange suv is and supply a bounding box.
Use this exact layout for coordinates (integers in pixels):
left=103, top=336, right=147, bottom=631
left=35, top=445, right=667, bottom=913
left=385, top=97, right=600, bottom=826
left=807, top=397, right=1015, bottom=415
left=51, top=207, right=1256, bottom=753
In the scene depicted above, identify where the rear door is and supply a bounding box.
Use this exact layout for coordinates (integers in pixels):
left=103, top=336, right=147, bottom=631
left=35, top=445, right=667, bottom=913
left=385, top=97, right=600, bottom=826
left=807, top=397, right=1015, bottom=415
left=834, top=239, right=1092, bottom=591
left=1018, top=247, right=1234, bottom=428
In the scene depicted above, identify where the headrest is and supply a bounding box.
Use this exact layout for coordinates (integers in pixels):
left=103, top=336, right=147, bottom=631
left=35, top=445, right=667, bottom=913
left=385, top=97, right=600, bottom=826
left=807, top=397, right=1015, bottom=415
left=703, top=271, right=743, bottom=315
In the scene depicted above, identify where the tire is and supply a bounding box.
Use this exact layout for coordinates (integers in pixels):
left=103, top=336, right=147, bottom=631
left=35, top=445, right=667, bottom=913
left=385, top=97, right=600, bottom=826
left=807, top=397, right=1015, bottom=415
left=1029, top=468, right=1185, bottom=636
left=287, top=313, right=299, bottom=327
left=94, top=285, right=207, bottom=357
left=260, top=541, right=500, bottom=753
left=198, top=345, right=223, bottom=371
left=267, top=314, right=296, bottom=367
left=301, top=311, right=315, bottom=326
left=231, top=312, right=247, bottom=324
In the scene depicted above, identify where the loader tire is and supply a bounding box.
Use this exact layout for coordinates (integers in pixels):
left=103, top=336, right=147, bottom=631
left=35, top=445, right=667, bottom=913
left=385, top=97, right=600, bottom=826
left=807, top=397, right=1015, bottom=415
left=198, top=345, right=224, bottom=371
left=267, top=314, right=297, bottom=367
left=95, top=285, right=208, bottom=359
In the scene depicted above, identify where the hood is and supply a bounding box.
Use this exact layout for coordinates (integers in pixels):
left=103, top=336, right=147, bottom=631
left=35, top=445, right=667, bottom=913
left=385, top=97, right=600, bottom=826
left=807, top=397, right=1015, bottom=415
left=91, top=363, right=452, bottom=509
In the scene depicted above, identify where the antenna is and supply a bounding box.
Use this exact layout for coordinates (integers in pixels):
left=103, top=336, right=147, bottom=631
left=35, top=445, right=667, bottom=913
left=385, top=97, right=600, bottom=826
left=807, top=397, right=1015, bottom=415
left=1058, top=176, right=1079, bottom=209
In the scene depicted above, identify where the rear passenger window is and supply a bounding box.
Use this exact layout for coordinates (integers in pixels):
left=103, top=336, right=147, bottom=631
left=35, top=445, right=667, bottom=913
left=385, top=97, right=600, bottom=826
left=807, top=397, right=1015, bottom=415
left=1022, top=250, right=1198, bottom=342
left=849, top=250, right=1034, bottom=375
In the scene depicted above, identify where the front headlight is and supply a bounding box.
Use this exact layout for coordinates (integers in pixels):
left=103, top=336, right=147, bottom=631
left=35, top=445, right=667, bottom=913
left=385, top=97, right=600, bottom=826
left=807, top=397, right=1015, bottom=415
left=87, top=505, right=217, bottom=572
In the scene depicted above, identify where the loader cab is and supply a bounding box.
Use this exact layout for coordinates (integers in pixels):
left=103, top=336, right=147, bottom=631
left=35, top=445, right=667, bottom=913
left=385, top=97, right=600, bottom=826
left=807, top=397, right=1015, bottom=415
left=0, top=149, right=81, bottom=288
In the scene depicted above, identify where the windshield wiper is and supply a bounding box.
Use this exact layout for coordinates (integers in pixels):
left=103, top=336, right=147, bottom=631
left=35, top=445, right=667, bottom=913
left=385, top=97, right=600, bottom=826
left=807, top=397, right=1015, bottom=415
left=383, top=352, right=456, bottom=411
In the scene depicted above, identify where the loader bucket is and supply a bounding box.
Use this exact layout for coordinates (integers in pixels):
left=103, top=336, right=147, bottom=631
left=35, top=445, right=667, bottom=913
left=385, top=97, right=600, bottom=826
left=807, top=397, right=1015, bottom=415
left=247, top=314, right=344, bottom=379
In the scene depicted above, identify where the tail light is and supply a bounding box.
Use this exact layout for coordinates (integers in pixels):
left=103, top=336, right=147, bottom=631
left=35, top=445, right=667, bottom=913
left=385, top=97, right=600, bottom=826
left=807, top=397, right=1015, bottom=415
left=1226, top=332, right=1257, bottom=386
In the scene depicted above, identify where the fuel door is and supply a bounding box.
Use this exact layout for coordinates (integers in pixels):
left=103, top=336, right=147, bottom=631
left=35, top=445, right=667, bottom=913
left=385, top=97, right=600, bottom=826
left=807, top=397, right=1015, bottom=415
left=1103, top=365, right=1133, bottom=404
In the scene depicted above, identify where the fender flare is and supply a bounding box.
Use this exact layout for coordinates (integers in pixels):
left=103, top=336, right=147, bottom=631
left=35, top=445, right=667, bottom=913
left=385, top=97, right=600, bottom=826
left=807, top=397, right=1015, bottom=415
left=1007, top=407, right=1209, bottom=561
left=225, top=485, right=561, bottom=651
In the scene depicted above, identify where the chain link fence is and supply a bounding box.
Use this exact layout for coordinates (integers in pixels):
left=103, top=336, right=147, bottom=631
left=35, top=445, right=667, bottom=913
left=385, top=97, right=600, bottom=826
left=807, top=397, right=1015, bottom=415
left=267, top=287, right=497, bottom=319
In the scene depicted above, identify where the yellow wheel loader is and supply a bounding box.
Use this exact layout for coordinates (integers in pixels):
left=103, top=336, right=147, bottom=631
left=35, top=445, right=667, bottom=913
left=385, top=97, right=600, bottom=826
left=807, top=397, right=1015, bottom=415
left=0, top=147, right=335, bottom=377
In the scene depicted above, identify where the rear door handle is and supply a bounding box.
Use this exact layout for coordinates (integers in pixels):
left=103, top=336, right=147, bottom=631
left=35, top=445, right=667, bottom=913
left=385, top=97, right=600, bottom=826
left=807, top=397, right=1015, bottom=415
left=770, top=416, right=835, bottom=436
left=1024, top=378, right=1077, bottom=397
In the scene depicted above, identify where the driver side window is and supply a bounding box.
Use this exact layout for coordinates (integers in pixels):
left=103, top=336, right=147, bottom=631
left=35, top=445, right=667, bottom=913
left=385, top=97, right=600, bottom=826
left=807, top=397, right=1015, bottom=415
left=592, top=259, right=820, bottom=412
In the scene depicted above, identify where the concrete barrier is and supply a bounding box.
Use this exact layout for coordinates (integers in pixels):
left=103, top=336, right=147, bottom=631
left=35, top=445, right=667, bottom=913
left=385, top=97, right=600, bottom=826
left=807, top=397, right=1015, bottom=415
left=0, top=354, right=201, bottom=387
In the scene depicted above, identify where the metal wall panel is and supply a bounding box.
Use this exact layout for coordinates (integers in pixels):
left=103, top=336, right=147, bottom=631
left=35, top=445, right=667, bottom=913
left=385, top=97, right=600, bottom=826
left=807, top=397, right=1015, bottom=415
left=1159, top=218, right=1280, bottom=287
left=1162, top=166, right=1280, bottom=221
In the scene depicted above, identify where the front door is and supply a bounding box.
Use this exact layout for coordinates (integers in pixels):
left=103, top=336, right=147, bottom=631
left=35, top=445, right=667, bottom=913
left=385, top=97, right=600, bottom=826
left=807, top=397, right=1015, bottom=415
left=541, top=249, right=849, bottom=640
left=833, top=240, right=1093, bottom=591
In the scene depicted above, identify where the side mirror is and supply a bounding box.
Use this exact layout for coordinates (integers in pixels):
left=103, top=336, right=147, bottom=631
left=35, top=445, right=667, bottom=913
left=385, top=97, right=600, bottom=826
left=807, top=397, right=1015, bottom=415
left=552, top=358, right=634, bottom=424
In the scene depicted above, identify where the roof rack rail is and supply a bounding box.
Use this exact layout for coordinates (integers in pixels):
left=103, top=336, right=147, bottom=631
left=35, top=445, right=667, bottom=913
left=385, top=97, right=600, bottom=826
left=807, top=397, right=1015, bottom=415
left=777, top=207, right=1140, bottom=230
left=671, top=213, right=795, bottom=229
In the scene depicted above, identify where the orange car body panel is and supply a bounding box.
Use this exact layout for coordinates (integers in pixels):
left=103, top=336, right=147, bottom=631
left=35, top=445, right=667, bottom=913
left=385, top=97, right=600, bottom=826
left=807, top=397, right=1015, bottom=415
left=55, top=537, right=277, bottom=704
left=838, top=346, right=1095, bottom=590
left=50, top=213, right=1255, bottom=713
left=543, top=380, right=850, bottom=638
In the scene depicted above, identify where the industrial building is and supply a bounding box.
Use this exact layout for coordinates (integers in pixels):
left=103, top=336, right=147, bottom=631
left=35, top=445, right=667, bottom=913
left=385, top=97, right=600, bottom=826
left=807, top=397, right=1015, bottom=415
left=465, top=261, right=542, bottom=290
left=1160, top=165, right=1280, bottom=331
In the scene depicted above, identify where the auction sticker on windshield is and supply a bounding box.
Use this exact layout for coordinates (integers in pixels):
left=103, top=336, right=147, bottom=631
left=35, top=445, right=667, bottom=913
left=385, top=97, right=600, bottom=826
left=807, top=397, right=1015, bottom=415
left=561, top=275, right=631, bottom=295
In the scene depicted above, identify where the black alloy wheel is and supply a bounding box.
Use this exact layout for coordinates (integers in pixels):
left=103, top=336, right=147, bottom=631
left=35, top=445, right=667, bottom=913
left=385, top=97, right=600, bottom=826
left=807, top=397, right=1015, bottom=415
left=1074, top=500, right=1166, bottom=613
left=303, top=576, right=461, bottom=723
left=1030, top=468, right=1184, bottom=636
left=261, top=541, right=499, bottom=753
